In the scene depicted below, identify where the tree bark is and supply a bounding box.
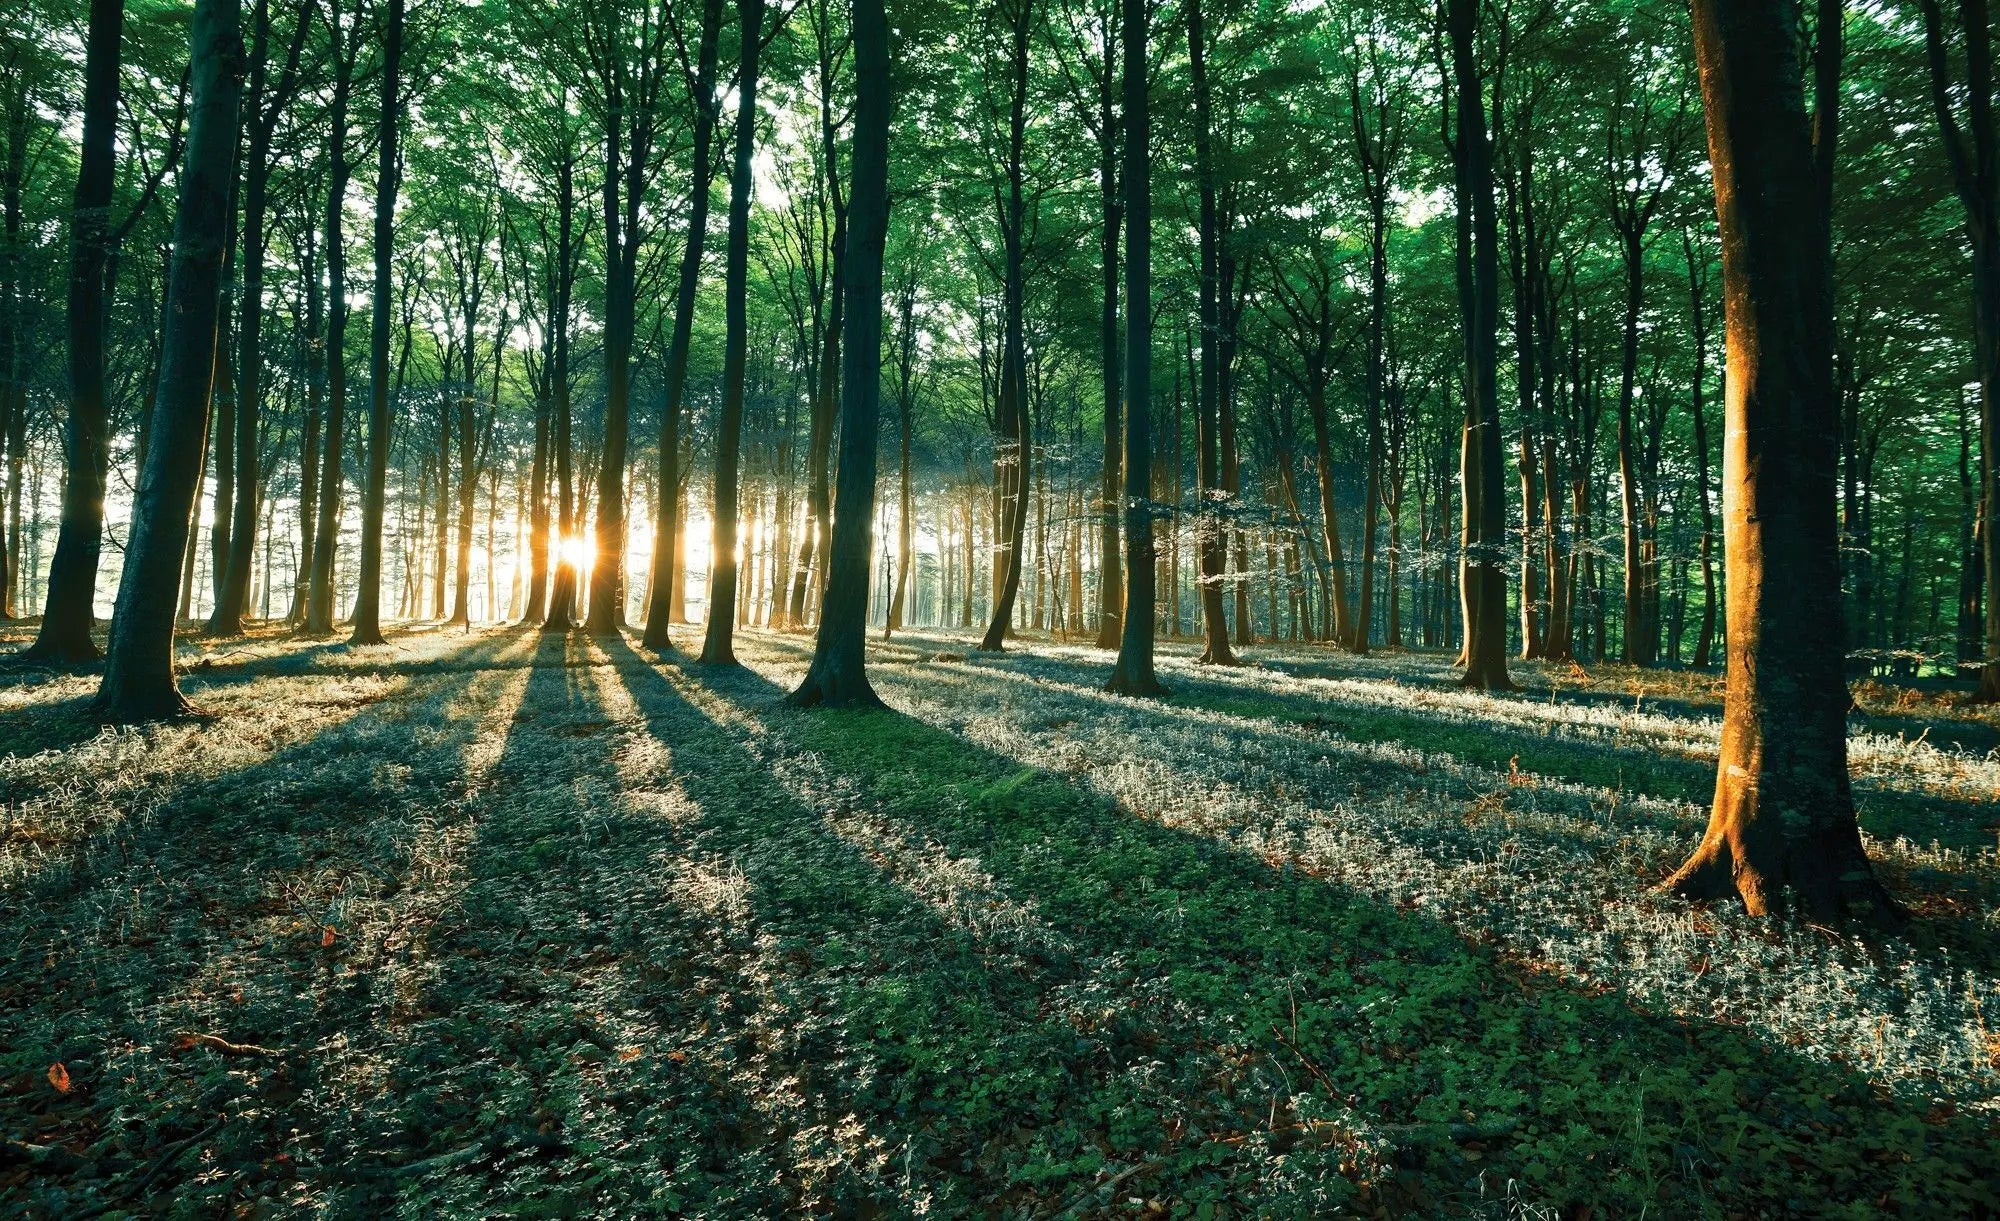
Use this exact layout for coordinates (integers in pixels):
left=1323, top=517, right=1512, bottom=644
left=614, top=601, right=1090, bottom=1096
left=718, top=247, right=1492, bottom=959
left=26, top=0, right=124, bottom=661
left=1447, top=0, right=1513, bottom=691
left=1664, top=0, right=1895, bottom=917
left=790, top=0, right=889, bottom=708
left=698, top=0, right=766, bottom=664
left=1105, top=0, right=1163, bottom=697
left=642, top=0, right=723, bottom=648
left=349, top=0, right=402, bottom=646
left=94, top=0, right=243, bottom=720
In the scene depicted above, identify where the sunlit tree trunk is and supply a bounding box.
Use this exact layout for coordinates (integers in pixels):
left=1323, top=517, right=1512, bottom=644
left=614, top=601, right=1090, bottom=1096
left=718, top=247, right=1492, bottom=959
left=1664, top=0, right=1894, bottom=917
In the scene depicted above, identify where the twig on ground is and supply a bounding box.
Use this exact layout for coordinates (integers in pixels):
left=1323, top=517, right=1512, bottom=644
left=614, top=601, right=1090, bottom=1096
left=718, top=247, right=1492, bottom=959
left=173, top=1031, right=284, bottom=1057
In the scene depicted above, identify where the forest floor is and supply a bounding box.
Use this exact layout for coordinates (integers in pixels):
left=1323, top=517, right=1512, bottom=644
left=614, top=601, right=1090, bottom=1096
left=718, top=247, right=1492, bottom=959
left=1, top=619, right=1997, bottom=1218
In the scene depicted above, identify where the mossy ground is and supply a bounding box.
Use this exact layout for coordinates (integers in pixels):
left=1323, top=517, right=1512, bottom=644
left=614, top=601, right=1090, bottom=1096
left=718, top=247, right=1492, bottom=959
left=1, top=621, right=1995, bottom=1217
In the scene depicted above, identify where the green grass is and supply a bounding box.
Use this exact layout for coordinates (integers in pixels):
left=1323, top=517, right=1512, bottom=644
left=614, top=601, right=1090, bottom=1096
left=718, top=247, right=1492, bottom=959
left=0, top=628, right=1994, bottom=1218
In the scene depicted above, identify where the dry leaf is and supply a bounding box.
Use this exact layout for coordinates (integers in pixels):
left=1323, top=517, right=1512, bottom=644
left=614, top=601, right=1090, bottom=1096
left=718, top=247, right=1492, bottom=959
left=47, top=1063, right=71, bottom=1093
left=321, top=926, right=337, bottom=947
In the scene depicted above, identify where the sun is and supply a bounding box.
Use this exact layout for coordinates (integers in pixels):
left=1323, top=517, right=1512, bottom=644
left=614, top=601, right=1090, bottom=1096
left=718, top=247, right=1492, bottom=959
left=558, top=534, right=596, bottom=572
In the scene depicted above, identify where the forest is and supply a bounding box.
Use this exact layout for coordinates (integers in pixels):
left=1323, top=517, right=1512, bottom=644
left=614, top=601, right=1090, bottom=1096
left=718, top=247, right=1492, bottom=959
left=2, top=0, right=1999, bottom=1212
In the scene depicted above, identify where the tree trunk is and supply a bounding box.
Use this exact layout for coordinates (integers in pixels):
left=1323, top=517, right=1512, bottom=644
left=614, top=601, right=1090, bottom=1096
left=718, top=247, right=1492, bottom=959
left=642, top=0, right=723, bottom=648
left=306, top=11, right=355, bottom=633
left=1095, top=20, right=1122, bottom=649
left=977, top=0, right=1035, bottom=653
left=1447, top=0, right=1512, bottom=690
left=26, top=0, right=123, bottom=661
left=698, top=0, right=765, bottom=664
left=1664, top=0, right=1894, bottom=917
left=1105, top=0, right=1163, bottom=697
left=349, top=0, right=401, bottom=646
left=1187, top=0, right=1236, bottom=666
left=95, top=0, right=242, bottom=720
left=1919, top=0, right=2000, bottom=699
left=790, top=0, right=888, bottom=707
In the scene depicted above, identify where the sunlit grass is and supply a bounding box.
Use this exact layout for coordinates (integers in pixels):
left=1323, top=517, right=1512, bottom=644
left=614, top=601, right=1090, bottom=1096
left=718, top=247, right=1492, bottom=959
left=2, top=626, right=1994, bottom=1217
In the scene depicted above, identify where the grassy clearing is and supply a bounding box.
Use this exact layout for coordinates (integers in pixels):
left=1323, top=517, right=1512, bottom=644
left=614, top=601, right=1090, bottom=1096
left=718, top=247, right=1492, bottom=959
left=1, top=625, right=1995, bottom=1217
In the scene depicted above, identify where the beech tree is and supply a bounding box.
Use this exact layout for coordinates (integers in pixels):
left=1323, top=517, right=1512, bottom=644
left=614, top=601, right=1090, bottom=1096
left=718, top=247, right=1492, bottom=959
left=94, top=0, right=242, bottom=721
left=1663, top=0, right=1895, bottom=916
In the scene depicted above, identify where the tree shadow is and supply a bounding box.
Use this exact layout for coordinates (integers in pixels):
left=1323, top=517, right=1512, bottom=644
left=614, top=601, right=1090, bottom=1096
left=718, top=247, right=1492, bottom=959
left=648, top=648, right=1998, bottom=1218
left=0, top=631, right=529, bottom=1217
left=956, top=635, right=2000, bottom=859
left=325, top=633, right=1081, bottom=1215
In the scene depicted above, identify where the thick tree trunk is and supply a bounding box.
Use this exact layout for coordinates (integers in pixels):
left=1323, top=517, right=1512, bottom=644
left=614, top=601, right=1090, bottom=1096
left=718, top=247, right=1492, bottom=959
left=698, top=0, right=765, bottom=664
left=1106, top=0, right=1163, bottom=697
left=94, top=0, right=242, bottom=720
left=1447, top=0, right=1512, bottom=691
left=790, top=0, right=889, bottom=708
left=1664, top=0, right=1894, bottom=917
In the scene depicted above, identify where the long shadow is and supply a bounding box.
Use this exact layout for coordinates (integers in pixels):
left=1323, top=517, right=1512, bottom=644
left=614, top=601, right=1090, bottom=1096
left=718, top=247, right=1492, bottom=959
left=0, top=632, right=526, bottom=1217
left=962, top=639, right=2000, bottom=859
left=877, top=641, right=2000, bottom=1030
left=662, top=653, right=1999, bottom=1218
left=1249, top=642, right=2000, bottom=767
left=332, top=635, right=1081, bottom=1216
left=0, top=627, right=511, bottom=765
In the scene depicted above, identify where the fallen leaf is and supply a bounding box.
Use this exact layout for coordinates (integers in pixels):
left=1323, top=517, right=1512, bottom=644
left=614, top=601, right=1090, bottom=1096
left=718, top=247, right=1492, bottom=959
left=321, top=926, right=337, bottom=947
left=47, top=1063, right=71, bottom=1094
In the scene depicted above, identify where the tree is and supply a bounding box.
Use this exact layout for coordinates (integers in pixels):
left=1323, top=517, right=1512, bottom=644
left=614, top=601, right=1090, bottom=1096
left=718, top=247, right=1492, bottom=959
left=1918, top=0, right=2000, bottom=701
left=349, top=0, right=404, bottom=647
left=1662, top=0, right=1895, bottom=917
left=1104, top=0, right=1162, bottom=697
left=698, top=0, right=769, bottom=665
left=1446, top=0, right=1513, bottom=691
left=22, top=0, right=125, bottom=662
left=642, top=0, right=724, bottom=649
left=207, top=0, right=311, bottom=637
left=789, top=0, right=890, bottom=708
left=94, top=0, right=243, bottom=721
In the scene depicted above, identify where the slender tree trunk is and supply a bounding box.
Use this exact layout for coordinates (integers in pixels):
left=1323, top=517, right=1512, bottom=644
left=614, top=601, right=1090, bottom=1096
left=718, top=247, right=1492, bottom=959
left=1106, top=0, right=1163, bottom=696
left=349, top=0, right=402, bottom=645
left=1095, top=22, right=1122, bottom=649
left=643, top=0, right=723, bottom=648
left=95, top=0, right=242, bottom=720
left=699, top=0, right=765, bottom=664
left=977, top=0, right=1035, bottom=652
left=306, top=17, right=354, bottom=633
left=27, top=0, right=123, bottom=660
left=1919, top=0, right=2000, bottom=698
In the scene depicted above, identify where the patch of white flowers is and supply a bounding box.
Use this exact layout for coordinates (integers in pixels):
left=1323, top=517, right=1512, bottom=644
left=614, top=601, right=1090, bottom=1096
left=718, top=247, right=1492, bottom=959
left=739, top=630, right=2000, bottom=1110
